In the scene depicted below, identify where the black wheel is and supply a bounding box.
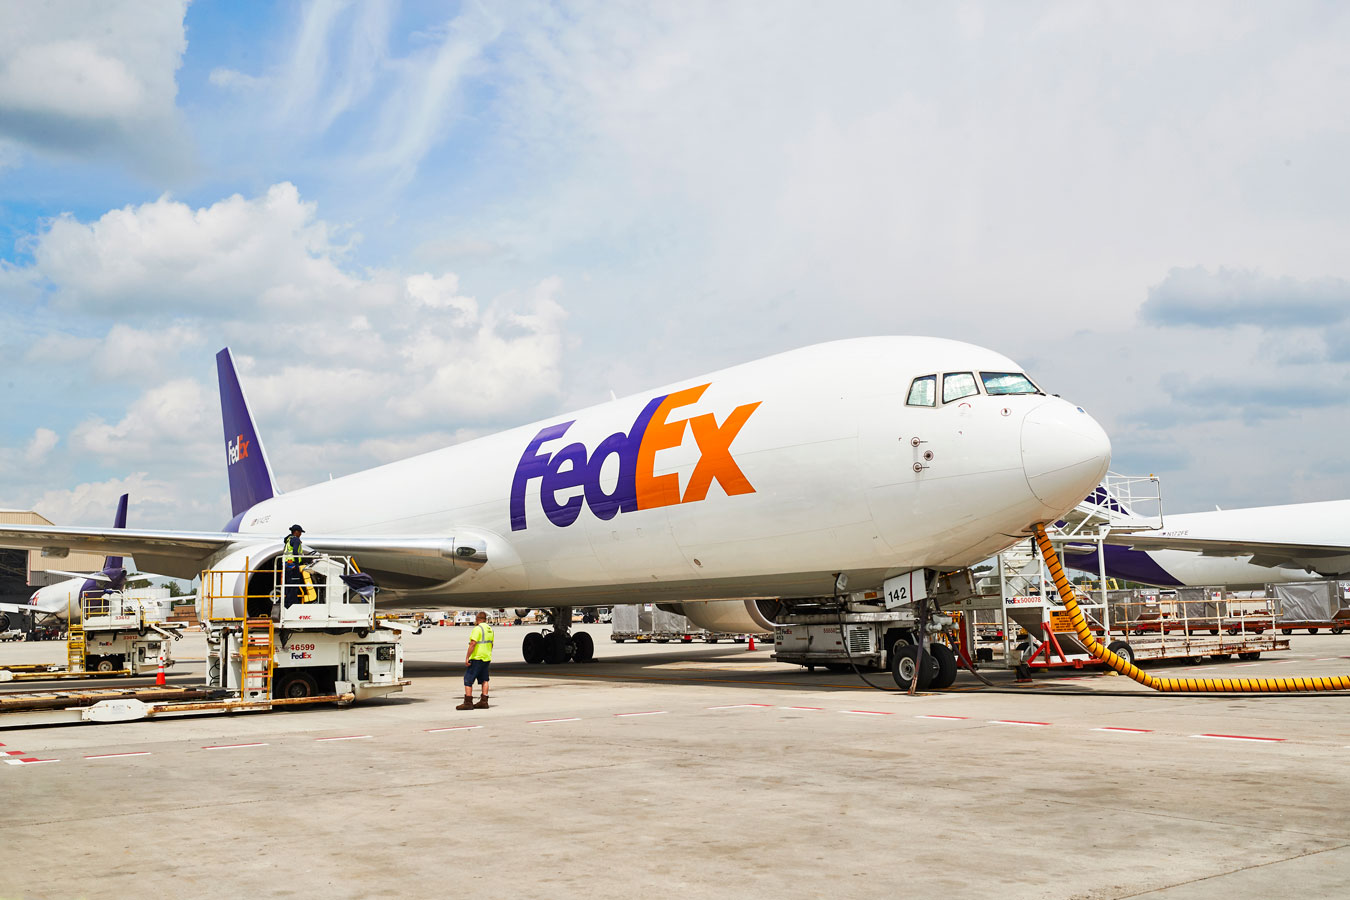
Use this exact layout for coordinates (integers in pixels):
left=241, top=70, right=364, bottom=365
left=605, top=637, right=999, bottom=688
left=1282, top=628, right=1292, bottom=635
left=1334, top=626, right=1345, bottom=635
left=613, top=637, right=626, bottom=643
left=890, top=644, right=933, bottom=690
left=1228, top=628, right=1240, bottom=636
left=1308, top=628, right=1319, bottom=635
left=824, top=662, right=853, bottom=673
left=928, top=643, right=957, bottom=690
left=522, top=631, right=545, bottom=664
left=1209, top=629, right=1218, bottom=636
left=707, top=637, right=719, bottom=643
left=276, top=670, right=318, bottom=699
left=1106, top=640, right=1135, bottom=665
left=573, top=631, right=594, bottom=663
left=93, top=656, right=114, bottom=673
left=1238, top=651, right=1261, bottom=661
left=1210, top=653, right=1232, bottom=661
left=543, top=630, right=570, bottom=664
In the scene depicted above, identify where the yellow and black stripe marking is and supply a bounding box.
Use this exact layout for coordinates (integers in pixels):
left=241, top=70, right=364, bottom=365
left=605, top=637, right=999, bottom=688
left=1032, top=523, right=1350, bottom=693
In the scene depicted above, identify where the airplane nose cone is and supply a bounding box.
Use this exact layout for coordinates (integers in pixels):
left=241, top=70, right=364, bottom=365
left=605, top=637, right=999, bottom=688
left=1021, top=400, right=1112, bottom=515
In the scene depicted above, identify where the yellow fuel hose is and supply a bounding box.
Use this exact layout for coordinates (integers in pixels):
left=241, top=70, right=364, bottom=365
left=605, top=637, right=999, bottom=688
left=1031, top=523, right=1350, bottom=693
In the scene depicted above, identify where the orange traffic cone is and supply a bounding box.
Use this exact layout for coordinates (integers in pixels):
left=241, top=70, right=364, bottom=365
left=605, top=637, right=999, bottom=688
left=155, top=644, right=166, bottom=686
left=747, top=634, right=756, bottom=651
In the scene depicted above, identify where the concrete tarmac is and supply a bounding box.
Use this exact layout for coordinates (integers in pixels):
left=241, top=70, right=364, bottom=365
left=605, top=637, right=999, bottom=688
left=3, top=625, right=1349, bottom=899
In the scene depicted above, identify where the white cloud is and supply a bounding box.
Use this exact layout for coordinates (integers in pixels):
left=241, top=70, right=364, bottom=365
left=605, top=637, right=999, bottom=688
left=23, top=428, right=58, bottom=464
left=9, top=181, right=570, bottom=512
left=29, top=472, right=199, bottom=529
left=208, top=68, right=268, bottom=91
left=0, top=0, right=190, bottom=172
left=71, top=378, right=214, bottom=461
left=29, top=183, right=355, bottom=315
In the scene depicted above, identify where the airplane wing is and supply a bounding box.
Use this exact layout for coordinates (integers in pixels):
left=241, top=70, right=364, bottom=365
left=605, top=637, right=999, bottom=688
left=1106, top=533, right=1350, bottom=559
left=1105, top=533, right=1350, bottom=576
left=0, top=525, right=491, bottom=591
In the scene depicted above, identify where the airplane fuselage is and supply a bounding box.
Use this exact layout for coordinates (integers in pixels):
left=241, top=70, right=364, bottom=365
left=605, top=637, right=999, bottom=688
left=224, top=338, right=1111, bottom=604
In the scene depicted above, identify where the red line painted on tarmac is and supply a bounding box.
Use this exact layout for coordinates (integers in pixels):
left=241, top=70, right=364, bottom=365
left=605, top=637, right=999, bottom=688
left=614, top=711, right=667, bottom=717
left=1233, top=662, right=1260, bottom=667
left=1094, top=727, right=1152, bottom=734
left=316, top=734, right=373, bottom=742
left=528, top=717, right=581, bottom=724
left=840, top=709, right=893, bottom=716
left=989, top=719, right=1050, bottom=727
left=1192, top=733, right=1285, bottom=743
left=916, top=714, right=968, bottom=720
left=4, top=758, right=58, bottom=765
left=706, top=704, right=772, bottom=710
left=782, top=706, right=823, bottom=711
left=201, top=742, right=269, bottom=750
left=4, top=750, right=27, bottom=756
left=85, top=751, right=152, bottom=759
left=425, top=725, right=483, bottom=733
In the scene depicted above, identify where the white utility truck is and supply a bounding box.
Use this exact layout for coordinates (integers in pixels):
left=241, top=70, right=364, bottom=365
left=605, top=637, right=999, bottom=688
left=0, top=554, right=409, bottom=727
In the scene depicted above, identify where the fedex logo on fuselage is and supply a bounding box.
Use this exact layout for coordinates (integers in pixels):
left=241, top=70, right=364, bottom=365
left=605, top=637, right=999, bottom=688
left=227, top=434, right=250, bottom=465
left=510, top=383, right=761, bottom=531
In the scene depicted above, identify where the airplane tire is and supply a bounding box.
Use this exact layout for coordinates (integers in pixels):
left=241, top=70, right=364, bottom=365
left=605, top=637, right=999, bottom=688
left=890, top=644, right=933, bottom=690
left=928, top=643, right=957, bottom=690
left=522, top=631, right=544, bottom=665
left=573, top=631, right=594, bottom=663
left=542, top=631, right=569, bottom=664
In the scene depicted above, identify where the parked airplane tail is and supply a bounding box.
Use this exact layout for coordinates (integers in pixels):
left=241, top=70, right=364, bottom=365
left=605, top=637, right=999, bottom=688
left=216, top=348, right=280, bottom=520
left=103, top=492, right=128, bottom=572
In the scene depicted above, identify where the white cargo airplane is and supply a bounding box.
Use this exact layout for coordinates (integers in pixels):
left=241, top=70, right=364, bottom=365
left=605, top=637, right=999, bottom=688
left=1099, top=500, right=1350, bottom=585
left=0, top=337, right=1112, bottom=662
left=1061, top=487, right=1321, bottom=589
left=0, top=494, right=132, bottom=631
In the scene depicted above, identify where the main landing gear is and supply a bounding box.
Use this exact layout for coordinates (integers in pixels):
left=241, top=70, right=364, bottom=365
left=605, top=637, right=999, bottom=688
left=521, top=607, right=595, bottom=665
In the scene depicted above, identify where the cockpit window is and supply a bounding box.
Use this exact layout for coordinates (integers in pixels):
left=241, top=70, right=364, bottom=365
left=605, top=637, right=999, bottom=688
left=942, top=372, right=979, bottom=403
left=906, top=375, right=936, bottom=407
left=980, top=372, right=1041, bottom=395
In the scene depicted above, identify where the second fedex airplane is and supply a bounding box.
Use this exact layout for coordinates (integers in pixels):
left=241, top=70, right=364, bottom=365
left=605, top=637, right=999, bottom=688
left=0, top=337, right=1111, bottom=660
left=0, top=494, right=131, bottom=631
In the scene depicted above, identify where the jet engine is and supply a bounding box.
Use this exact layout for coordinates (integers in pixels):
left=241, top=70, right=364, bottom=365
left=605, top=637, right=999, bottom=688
left=660, top=599, right=779, bottom=635
left=0, top=612, right=10, bottom=632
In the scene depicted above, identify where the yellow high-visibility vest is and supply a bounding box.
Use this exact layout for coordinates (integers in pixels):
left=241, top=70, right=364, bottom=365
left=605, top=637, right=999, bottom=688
left=469, top=623, right=494, bottom=661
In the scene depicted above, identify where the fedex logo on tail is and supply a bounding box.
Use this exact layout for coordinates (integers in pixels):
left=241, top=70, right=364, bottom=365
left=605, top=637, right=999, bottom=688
left=510, top=383, right=761, bottom=530
left=226, top=434, right=251, bottom=465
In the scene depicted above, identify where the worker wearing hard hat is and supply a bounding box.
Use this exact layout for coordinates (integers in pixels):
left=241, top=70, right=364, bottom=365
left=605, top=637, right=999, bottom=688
left=281, top=524, right=308, bottom=607
left=458, top=611, right=494, bottom=710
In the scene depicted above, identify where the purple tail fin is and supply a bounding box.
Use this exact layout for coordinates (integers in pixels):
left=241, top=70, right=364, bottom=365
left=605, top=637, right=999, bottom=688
left=102, top=492, right=128, bottom=572
left=216, top=348, right=280, bottom=518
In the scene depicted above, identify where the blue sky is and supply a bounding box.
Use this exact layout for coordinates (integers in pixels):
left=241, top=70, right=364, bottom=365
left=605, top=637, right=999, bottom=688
left=2, top=1, right=1350, bottom=531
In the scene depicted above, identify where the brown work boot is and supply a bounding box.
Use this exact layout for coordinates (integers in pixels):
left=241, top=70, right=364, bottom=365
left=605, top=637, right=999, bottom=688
left=456, top=697, right=475, bottom=710
left=474, top=696, right=490, bottom=709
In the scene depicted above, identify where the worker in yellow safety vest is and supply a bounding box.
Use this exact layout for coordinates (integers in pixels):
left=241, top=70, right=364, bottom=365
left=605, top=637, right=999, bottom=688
left=282, top=524, right=308, bottom=607
left=458, top=611, right=494, bottom=710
